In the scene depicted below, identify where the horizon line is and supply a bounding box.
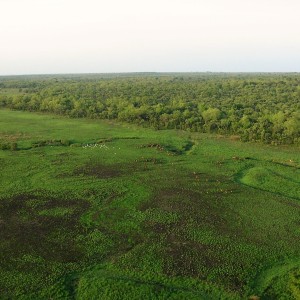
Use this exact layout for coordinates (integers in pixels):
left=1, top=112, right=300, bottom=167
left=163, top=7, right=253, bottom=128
left=1, top=71, right=300, bottom=77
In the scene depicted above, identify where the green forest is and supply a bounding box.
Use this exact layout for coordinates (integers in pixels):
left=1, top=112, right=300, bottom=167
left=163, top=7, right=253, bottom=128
left=0, top=73, right=299, bottom=144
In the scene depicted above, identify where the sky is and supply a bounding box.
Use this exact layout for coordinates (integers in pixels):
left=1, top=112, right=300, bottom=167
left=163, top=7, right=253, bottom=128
left=1, top=0, right=300, bottom=75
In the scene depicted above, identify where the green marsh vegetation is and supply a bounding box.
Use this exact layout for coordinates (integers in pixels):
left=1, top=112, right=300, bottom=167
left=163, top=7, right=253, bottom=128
left=0, top=74, right=299, bottom=299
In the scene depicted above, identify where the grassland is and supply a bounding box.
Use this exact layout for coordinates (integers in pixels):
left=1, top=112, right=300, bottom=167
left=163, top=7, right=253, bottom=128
left=0, top=109, right=299, bottom=299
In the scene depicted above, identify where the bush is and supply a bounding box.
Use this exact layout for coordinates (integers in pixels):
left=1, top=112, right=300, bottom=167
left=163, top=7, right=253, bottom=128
left=0, top=142, right=18, bottom=151
left=10, top=142, right=18, bottom=151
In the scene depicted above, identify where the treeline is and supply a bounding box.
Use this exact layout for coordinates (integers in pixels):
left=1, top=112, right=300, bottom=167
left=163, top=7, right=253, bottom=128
left=0, top=73, right=299, bottom=144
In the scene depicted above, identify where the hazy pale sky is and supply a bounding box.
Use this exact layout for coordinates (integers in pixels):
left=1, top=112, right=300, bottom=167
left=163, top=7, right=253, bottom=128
left=1, top=0, right=300, bottom=75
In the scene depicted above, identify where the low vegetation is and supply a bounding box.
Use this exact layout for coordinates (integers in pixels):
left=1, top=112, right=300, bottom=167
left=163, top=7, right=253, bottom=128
left=0, top=108, right=299, bottom=299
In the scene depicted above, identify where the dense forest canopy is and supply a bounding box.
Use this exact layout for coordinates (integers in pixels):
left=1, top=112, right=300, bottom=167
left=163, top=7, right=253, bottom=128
left=0, top=73, right=299, bottom=144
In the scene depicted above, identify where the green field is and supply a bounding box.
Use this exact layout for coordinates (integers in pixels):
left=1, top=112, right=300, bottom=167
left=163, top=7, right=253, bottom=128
left=0, top=109, right=299, bottom=299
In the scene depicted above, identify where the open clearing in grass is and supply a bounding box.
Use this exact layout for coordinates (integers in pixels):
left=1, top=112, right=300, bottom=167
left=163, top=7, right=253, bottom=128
left=0, top=109, right=299, bottom=299
left=239, top=166, right=300, bottom=200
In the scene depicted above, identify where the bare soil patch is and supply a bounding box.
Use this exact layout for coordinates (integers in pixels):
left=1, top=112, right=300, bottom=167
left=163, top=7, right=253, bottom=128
left=0, top=193, right=89, bottom=266
left=139, top=172, right=242, bottom=281
left=74, top=163, right=123, bottom=178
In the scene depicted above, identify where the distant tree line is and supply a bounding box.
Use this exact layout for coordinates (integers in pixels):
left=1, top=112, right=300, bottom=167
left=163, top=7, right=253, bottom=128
left=0, top=73, right=299, bottom=144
